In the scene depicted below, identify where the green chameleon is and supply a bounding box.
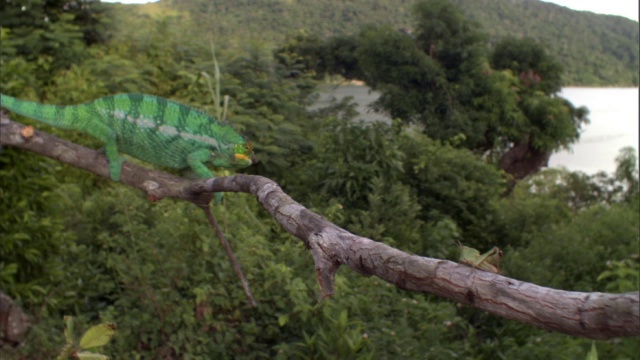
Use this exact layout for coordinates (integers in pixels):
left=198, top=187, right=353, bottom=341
left=0, top=93, right=254, bottom=189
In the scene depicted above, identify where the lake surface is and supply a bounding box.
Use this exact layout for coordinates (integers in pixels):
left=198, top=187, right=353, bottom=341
left=315, top=85, right=639, bottom=175
left=550, top=87, right=639, bottom=174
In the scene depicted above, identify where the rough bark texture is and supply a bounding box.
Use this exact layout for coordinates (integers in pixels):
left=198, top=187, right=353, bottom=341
left=1, top=114, right=639, bottom=340
left=0, top=291, right=30, bottom=348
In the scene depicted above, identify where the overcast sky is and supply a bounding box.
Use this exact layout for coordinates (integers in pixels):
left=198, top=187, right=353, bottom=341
left=540, top=0, right=638, bottom=21
left=99, top=0, right=639, bottom=21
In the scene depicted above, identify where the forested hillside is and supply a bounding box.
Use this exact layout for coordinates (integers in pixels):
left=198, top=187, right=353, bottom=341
left=452, top=0, right=640, bottom=86
left=115, top=0, right=640, bottom=86
left=1, top=0, right=638, bottom=358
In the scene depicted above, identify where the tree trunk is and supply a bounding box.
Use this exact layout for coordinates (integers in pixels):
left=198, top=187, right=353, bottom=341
left=499, top=134, right=551, bottom=189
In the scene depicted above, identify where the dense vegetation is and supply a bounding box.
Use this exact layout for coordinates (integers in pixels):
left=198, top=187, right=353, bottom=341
left=116, top=0, right=640, bottom=86
left=1, top=0, right=638, bottom=358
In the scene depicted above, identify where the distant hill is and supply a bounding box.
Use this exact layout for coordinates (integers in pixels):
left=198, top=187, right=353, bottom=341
left=113, top=0, right=639, bottom=86
left=452, top=0, right=639, bottom=86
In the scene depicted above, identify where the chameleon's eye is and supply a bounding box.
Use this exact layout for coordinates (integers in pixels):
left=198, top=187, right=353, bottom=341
left=234, top=141, right=253, bottom=156
left=234, top=143, right=244, bottom=155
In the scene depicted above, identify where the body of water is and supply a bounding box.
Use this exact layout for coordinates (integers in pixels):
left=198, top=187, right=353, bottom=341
left=315, top=85, right=639, bottom=175
left=550, top=87, right=639, bottom=174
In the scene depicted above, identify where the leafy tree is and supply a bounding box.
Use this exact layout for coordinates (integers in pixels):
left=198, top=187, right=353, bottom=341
left=0, top=0, right=109, bottom=88
left=490, top=36, right=563, bottom=94
left=505, top=201, right=638, bottom=292
left=309, top=118, right=405, bottom=206
left=412, top=0, right=487, bottom=80
left=500, top=148, right=640, bottom=291
left=398, top=131, right=505, bottom=252
left=299, top=110, right=505, bottom=257
left=278, top=0, right=589, bottom=184
left=0, top=150, right=79, bottom=308
left=355, top=25, right=450, bottom=124
left=614, top=146, right=640, bottom=202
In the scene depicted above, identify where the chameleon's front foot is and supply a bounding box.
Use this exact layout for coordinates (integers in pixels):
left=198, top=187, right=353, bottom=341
left=107, top=157, right=125, bottom=181
left=214, top=192, right=224, bottom=205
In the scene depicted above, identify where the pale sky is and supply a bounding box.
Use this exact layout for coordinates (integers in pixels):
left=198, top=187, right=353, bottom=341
left=540, top=0, right=638, bottom=21
left=100, top=0, right=638, bottom=22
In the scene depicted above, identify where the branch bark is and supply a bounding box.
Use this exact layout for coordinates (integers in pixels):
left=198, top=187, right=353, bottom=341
left=0, top=291, right=30, bottom=348
left=1, top=114, right=638, bottom=340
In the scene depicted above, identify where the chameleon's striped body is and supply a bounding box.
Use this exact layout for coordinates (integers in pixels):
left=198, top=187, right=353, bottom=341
left=0, top=93, right=253, bottom=181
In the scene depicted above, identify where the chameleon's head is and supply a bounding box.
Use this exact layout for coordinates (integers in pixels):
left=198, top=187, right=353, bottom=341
left=211, top=140, right=255, bottom=168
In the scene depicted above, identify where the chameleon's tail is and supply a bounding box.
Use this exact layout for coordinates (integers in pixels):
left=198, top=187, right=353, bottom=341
left=1, top=94, right=78, bottom=130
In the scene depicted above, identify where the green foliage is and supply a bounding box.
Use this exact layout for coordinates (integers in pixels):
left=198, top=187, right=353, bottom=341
left=504, top=202, right=639, bottom=291
left=46, top=64, right=109, bottom=103
left=0, top=30, right=45, bottom=97
left=458, top=0, right=639, bottom=86
left=614, top=146, right=640, bottom=202
left=518, top=91, right=588, bottom=152
left=310, top=118, right=404, bottom=204
left=597, top=257, right=640, bottom=293
left=412, top=0, right=487, bottom=78
left=490, top=172, right=573, bottom=250
left=0, top=148, right=79, bottom=308
left=354, top=25, right=450, bottom=124
left=347, top=177, right=423, bottom=250
left=140, top=0, right=640, bottom=86
left=275, top=32, right=364, bottom=81
left=283, top=0, right=589, bottom=180
left=220, top=45, right=316, bottom=177
left=0, top=0, right=110, bottom=93
left=281, top=307, right=373, bottom=359
left=500, top=151, right=640, bottom=292
left=491, top=37, right=563, bottom=94
left=586, top=341, right=598, bottom=360
left=399, top=131, right=505, bottom=251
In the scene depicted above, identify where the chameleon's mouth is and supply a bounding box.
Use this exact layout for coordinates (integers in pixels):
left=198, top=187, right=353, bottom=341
left=234, top=153, right=252, bottom=163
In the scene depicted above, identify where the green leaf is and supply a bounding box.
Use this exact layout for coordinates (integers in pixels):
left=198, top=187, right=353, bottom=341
left=585, top=341, right=598, bottom=360
left=278, top=315, right=289, bottom=326
left=0, top=263, right=18, bottom=280
left=78, top=323, right=116, bottom=349
left=64, top=316, right=74, bottom=344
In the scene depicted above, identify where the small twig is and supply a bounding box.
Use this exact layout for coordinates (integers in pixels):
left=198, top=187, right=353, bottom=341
left=199, top=204, right=257, bottom=307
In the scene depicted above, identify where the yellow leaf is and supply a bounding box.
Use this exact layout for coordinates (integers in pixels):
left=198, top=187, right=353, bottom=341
left=76, top=351, right=109, bottom=360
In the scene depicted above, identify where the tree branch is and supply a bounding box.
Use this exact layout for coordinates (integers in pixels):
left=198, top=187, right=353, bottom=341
left=0, top=291, right=30, bottom=348
left=2, top=114, right=638, bottom=340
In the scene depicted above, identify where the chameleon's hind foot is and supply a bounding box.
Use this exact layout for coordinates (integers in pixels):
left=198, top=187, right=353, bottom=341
left=214, top=192, right=224, bottom=205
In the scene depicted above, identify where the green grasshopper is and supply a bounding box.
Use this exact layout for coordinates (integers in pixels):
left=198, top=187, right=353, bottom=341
left=457, top=242, right=502, bottom=273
